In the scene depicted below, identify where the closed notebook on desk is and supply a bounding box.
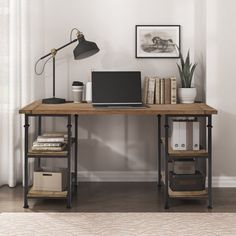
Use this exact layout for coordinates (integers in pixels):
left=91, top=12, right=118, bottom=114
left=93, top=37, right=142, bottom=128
left=92, top=71, right=143, bottom=106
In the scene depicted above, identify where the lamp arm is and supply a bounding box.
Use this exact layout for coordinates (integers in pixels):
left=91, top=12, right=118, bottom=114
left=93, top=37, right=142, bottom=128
left=35, top=38, right=78, bottom=75
left=40, top=38, right=78, bottom=60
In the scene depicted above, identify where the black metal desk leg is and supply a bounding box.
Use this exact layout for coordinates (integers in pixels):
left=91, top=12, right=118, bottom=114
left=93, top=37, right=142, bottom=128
left=164, top=115, right=169, bottom=209
left=37, top=116, right=42, bottom=169
left=207, top=115, right=213, bottom=209
left=67, top=115, right=72, bottom=208
left=23, top=115, right=29, bottom=208
left=74, top=115, right=78, bottom=187
left=157, top=115, right=162, bottom=187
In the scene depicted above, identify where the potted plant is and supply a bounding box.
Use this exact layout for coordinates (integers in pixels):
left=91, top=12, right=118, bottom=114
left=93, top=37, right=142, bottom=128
left=177, top=50, right=197, bottom=103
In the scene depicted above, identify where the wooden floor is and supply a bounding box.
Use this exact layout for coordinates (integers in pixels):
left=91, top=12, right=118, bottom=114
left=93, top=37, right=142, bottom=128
left=0, top=183, right=236, bottom=212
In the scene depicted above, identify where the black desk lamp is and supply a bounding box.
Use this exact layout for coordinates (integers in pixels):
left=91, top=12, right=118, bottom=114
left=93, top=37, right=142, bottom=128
left=35, top=28, right=99, bottom=104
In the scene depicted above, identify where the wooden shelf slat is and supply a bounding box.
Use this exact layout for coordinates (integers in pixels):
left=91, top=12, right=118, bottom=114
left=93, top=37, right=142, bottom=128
left=169, top=188, right=208, bottom=198
left=161, top=138, right=208, bottom=158
left=28, top=150, right=68, bottom=157
left=28, top=188, right=67, bottom=198
left=168, top=147, right=208, bottom=157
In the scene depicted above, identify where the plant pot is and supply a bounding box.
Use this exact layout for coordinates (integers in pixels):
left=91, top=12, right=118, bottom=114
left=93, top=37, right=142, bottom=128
left=178, top=87, right=197, bottom=104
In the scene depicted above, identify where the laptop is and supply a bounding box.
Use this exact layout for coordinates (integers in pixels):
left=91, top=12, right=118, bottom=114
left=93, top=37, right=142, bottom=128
left=92, top=71, right=146, bottom=107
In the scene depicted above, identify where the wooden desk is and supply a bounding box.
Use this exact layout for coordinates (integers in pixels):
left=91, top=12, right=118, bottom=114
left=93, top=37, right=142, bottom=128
left=19, top=101, right=217, bottom=209
left=20, top=101, right=217, bottom=115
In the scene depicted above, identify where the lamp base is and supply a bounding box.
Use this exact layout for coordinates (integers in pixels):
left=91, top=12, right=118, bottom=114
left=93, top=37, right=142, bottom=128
left=42, top=97, right=66, bottom=104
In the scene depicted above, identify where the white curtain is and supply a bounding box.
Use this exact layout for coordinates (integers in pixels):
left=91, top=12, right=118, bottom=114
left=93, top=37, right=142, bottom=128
left=0, top=0, right=34, bottom=187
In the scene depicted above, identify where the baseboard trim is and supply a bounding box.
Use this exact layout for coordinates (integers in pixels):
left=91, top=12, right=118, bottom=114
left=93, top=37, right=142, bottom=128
left=211, top=176, right=236, bottom=188
left=77, top=171, right=236, bottom=187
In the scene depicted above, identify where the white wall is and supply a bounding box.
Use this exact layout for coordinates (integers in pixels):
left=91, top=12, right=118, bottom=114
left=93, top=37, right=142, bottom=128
left=206, top=0, right=236, bottom=181
left=35, top=0, right=208, bottom=180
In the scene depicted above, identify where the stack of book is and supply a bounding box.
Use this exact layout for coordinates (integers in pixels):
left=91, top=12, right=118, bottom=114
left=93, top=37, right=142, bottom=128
left=143, top=76, right=177, bottom=105
left=32, top=133, right=68, bottom=152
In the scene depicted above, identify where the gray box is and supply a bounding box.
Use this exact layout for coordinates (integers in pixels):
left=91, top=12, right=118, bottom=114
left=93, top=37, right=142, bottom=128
left=33, top=168, right=67, bottom=191
left=173, top=160, right=195, bottom=174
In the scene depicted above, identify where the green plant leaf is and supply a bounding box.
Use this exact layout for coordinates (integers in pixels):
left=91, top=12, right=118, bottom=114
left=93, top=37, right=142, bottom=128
left=177, top=47, right=184, bottom=69
left=176, top=49, right=197, bottom=88
left=177, top=64, right=186, bottom=88
left=185, top=50, right=190, bottom=67
left=189, top=63, right=197, bottom=87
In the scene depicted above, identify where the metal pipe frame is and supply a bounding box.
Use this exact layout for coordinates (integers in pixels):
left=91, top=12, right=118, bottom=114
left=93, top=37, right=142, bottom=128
left=37, top=116, right=42, bottom=169
left=164, top=115, right=169, bottom=209
left=157, top=115, right=162, bottom=187
left=67, top=115, right=72, bottom=208
left=207, top=115, right=213, bottom=209
left=74, top=115, right=78, bottom=187
left=23, top=115, right=29, bottom=208
left=23, top=114, right=75, bottom=209
left=162, top=114, right=213, bottom=209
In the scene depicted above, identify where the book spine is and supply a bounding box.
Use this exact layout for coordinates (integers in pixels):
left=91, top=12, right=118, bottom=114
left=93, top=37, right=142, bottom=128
left=155, top=77, right=160, bottom=104
left=37, top=137, right=65, bottom=143
left=143, top=77, right=149, bottom=104
left=33, top=142, right=62, bottom=147
left=164, top=78, right=171, bottom=104
left=170, top=77, right=177, bottom=104
left=42, top=133, right=67, bottom=137
left=160, top=79, right=165, bottom=104
left=32, top=145, right=66, bottom=151
left=147, top=77, right=155, bottom=104
left=193, top=121, right=200, bottom=150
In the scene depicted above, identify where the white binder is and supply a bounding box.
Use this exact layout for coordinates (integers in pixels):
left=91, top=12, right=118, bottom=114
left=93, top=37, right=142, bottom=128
left=179, top=122, right=187, bottom=150
left=171, top=121, right=180, bottom=150
left=193, top=121, right=200, bottom=150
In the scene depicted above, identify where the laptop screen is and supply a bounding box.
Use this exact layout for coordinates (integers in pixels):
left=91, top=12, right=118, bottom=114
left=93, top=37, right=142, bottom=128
left=92, top=71, right=142, bottom=105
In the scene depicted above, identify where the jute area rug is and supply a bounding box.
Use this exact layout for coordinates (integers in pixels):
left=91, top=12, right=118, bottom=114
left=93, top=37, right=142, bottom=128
left=0, top=213, right=235, bottom=236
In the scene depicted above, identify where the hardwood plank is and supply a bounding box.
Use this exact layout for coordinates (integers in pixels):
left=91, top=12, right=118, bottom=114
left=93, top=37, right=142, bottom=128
left=1, top=184, right=236, bottom=212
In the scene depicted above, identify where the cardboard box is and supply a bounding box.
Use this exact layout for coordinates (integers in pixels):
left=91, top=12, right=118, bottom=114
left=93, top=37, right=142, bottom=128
left=33, top=168, right=67, bottom=192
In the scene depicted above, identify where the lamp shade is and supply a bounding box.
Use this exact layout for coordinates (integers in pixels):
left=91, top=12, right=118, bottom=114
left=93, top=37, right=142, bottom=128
left=73, top=35, right=99, bottom=60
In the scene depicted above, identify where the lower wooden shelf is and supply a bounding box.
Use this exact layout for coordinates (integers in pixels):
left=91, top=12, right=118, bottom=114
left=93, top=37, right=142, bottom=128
left=161, top=171, right=208, bottom=198
left=168, top=188, right=208, bottom=198
left=28, top=150, right=68, bottom=158
left=27, top=188, right=67, bottom=199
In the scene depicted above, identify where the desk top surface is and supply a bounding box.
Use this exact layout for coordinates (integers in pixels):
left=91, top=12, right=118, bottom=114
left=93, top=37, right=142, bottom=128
left=19, top=100, right=217, bottom=115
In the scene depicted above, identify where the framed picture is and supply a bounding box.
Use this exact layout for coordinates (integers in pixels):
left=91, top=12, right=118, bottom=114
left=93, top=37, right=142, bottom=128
left=135, top=25, right=181, bottom=58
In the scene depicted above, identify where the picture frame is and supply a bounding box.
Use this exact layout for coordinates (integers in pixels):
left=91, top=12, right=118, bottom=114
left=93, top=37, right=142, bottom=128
left=135, top=25, right=181, bottom=58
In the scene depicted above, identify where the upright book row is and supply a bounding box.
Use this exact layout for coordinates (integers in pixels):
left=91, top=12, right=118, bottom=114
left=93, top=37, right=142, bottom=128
left=143, top=77, right=177, bottom=105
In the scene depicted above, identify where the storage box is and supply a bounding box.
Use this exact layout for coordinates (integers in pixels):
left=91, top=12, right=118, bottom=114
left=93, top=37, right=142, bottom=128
left=173, top=159, right=195, bottom=174
left=169, top=171, right=205, bottom=191
left=33, top=168, right=67, bottom=191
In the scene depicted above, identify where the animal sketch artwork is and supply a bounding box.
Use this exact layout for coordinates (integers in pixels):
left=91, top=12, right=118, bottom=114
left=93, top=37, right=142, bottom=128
left=140, top=33, right=177, bottom=54
left=152, top=37, right=173, bottom=51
